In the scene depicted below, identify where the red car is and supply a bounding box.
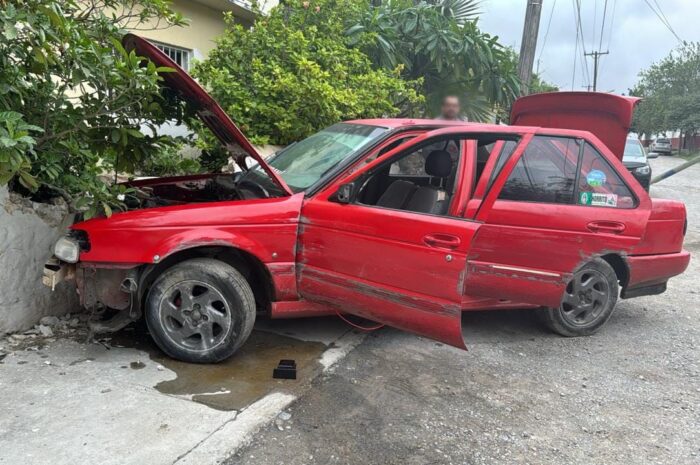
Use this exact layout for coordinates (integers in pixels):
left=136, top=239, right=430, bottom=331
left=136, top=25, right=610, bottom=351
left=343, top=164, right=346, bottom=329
left=45, top=35, right=690, bottom=363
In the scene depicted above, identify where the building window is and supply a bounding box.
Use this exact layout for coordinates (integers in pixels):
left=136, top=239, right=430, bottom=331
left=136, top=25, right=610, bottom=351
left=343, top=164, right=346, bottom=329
left=151, top=41, right=191, bottom=71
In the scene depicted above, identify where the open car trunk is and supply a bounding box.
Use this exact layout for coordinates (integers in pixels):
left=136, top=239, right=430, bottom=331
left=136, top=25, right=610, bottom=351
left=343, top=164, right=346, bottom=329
left=511, top=92, right=640, bottom=160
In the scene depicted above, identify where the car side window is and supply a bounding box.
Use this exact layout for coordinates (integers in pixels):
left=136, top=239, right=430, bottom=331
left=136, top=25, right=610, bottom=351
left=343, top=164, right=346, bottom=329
left=389, top=140, right=461, bottom=176
left=576, top=143, right=636, bottom=208
left=499, top=136, right=579, bottom=204
left=356, top=138, right=462, bottom=216
left=485, top=140, right=518, bottom=192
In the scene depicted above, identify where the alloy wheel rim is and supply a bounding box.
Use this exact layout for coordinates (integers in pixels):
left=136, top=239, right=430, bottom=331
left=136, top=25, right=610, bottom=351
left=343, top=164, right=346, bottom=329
left=158, top=280, right=233, bottom=352
left=560, top=269, right=610, bottom=326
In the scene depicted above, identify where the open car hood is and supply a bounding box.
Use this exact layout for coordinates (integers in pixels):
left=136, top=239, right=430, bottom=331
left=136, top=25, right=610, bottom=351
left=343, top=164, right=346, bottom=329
left=511, top=92, right=640, bottom=160
left=122, top=34, right=292, bottom=196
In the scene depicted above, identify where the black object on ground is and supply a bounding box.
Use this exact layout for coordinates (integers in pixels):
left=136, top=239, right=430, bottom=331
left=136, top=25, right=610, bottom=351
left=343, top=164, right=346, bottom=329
left=273, top=359, right=297, bottom=379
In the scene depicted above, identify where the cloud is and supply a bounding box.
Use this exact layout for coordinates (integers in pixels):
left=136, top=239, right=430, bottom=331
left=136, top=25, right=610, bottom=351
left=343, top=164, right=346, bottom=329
left=478, top=0, right=697, bottom=93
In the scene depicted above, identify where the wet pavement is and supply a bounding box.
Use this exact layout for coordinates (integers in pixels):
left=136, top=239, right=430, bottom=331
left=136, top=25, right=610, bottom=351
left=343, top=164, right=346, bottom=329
left=112, top=327, right=327, bottom=411
left=0, top=317, right=365, bottom=465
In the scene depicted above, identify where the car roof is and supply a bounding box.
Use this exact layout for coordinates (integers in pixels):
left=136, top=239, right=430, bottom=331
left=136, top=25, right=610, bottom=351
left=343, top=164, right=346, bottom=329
left=345, top=118, right=535, bottom=133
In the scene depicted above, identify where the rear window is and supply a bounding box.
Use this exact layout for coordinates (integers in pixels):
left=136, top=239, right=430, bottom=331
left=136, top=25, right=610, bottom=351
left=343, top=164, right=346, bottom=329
left=577, top=143, right=636, bottom=208
left=498, top=136, right=579, bottom=204
left=623, top=139, right=646, bottom=162
left=498, top=137, right=636, bottom=209
left=656, top=138, right=670, bottom=143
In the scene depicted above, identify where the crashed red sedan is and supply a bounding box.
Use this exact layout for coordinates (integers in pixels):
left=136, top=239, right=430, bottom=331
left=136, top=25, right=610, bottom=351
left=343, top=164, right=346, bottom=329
left=44, top=35, right=690, bottom=363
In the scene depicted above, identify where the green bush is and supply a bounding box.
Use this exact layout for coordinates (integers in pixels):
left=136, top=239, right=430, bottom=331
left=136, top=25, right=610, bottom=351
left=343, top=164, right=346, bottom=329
left=192, top=0, right=423, bottom=146
left=0, top=0, right=185, bottom=217
left=138, top=141, right=201, bottom=177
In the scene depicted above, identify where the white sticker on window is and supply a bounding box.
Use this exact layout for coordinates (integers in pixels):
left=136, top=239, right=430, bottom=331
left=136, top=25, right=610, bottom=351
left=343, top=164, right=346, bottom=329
left=589, top=192, right=617, bottom=207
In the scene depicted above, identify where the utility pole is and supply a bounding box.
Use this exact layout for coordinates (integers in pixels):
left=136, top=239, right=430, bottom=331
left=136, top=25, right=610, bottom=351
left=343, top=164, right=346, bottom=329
left=584, top=50, right=609, bottom=91
left=517, top=0, right=543, bottom=96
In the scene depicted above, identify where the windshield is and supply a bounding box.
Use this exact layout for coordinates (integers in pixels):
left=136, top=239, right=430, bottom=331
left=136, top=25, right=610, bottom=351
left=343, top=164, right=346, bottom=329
left=623, top=139, right=647, bottom=162
left=242, top=123, right=388, bottom=194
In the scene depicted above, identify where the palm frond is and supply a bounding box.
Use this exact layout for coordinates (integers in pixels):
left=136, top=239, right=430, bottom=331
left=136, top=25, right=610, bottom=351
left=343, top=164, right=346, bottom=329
left=430, top=0, right=481, bottom=26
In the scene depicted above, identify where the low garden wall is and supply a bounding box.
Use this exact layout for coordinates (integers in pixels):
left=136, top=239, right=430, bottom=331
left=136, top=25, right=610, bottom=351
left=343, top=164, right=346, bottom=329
left=0, top=186, right=80, bottom=334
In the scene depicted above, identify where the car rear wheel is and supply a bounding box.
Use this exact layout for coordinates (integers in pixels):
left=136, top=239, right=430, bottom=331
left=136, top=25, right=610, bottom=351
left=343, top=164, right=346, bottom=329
left=538, top=258, right=618, bottom=337
left=145, top=258, right=256, bottom=363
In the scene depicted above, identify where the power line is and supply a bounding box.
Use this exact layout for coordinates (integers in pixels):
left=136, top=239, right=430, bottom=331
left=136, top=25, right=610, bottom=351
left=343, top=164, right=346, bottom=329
left=642, top=0, right=683, bottom=42
left=570, top=0, right=579, bottom=90
left=572, top=0, right=591, bottom=87
left=591, top=0, right=597, bottom=50
left=598, top=0, right=608, bottom=51
left=598, top=0, right=617, bottom=78
left=536, top=0, right=557, bottom=70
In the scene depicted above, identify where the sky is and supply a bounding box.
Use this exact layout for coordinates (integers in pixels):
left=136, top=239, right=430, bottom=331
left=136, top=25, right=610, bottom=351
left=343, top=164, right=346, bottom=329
left=478, top=0, right=698, bottom=94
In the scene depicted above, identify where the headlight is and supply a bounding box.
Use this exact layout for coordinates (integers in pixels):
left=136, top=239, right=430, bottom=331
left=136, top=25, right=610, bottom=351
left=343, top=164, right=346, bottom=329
left=635, top=165, right=651, bottom=175
left=54, top=237, right=80, bottom=263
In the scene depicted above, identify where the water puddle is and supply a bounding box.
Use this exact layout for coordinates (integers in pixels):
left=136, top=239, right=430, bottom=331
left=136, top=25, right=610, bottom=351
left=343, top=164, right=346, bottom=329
left=110, top=326, right=327, bottom=411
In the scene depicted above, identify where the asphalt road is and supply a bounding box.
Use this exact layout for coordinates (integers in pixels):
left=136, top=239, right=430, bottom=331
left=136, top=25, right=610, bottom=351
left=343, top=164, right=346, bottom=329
left=226, top=155, right=700, bottom=465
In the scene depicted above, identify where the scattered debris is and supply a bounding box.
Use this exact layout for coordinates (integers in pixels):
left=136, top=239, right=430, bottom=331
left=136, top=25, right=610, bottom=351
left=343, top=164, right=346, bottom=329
left=274, top=411, right=293, bottom=431
left=1, top=312, right=90, bottom=352
left=38, top=325, right=54, bottom=337
left=39, top=316, right=60, bottom=327
left=273, top=359, right=297, bottom=380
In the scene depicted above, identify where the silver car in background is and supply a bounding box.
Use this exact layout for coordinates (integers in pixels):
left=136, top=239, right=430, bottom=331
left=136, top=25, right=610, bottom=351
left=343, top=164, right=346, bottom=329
left=651, top=137, right=673, bottom=155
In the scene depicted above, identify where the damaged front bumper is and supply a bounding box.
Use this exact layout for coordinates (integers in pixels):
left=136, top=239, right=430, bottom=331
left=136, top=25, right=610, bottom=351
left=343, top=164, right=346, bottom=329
left=42, top=257, right=143, bottom=333
left=42, top=257, right=76, bottom=291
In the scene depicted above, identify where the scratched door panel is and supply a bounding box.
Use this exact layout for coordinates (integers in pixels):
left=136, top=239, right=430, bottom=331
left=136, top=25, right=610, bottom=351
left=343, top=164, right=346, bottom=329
left=463, top=200, right=647, bottom=307
left=298, top=199, right=481, bottom=349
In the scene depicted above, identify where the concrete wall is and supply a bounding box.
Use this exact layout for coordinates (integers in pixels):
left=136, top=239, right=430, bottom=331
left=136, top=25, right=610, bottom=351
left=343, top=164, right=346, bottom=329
left=0, top=187, right=79, bottom=334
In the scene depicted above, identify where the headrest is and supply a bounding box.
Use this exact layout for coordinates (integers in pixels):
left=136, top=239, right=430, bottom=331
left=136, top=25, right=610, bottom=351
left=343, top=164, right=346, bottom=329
left=425, top=150, right=452, bottom=178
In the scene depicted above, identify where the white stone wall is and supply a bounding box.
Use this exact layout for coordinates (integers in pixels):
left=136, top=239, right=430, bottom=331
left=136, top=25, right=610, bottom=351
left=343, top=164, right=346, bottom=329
left=0, top=186, right=80, bottom=334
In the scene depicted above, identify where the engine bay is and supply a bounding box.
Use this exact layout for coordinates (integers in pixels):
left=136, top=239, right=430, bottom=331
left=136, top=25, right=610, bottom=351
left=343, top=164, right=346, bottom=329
left=123, top=173, right=271, bottom=210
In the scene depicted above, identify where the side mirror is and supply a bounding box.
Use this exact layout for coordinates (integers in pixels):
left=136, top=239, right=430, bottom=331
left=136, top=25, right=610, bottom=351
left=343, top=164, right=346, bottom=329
left=332, top=182, right=356, bottom=204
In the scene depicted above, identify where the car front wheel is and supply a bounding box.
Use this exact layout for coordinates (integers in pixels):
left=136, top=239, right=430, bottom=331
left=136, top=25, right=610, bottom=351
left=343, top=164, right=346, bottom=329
left=145, top=258, right=256, bottom=363
left=539, top=258, right=618, bottom=337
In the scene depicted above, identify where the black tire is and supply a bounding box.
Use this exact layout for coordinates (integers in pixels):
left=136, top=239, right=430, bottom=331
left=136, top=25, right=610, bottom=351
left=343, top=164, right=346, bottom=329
left=538, top=258, right=619, bottom=337
left=145, top=258, right=256, bottom=363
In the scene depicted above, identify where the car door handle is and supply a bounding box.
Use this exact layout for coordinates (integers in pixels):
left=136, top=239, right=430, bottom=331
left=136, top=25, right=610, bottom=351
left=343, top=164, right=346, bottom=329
left=423, top=233, right=461, bottom=249
left=587, top=221, right=626, bottom=234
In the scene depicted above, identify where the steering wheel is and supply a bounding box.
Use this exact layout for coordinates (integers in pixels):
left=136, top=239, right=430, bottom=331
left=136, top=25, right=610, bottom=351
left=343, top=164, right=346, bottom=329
left=237, top=178, right=270, bottom=198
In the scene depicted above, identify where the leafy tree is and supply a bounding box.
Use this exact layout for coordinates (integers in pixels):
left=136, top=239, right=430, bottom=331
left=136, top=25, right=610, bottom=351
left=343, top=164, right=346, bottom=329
left=529, top=74, right=559, bottom=94
left=631, top=42, right=700, bottom=150
left=0, top=0, right=185, bottom=217
left=192, top=0, right=423, bottom=147
left=346, top=0, right=521, bottom=120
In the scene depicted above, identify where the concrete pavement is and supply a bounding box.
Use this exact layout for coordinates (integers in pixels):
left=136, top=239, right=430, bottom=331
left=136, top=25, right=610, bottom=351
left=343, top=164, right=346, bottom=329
left=0, top=318, right=364, bottom=465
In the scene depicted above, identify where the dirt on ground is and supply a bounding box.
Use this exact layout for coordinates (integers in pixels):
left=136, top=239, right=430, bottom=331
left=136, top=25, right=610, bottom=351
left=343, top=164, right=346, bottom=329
left=225, top=155, right=700, bottom=465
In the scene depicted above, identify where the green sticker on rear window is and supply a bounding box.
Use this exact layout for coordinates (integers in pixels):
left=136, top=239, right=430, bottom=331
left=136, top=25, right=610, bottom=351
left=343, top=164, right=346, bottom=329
left=579, top=192, right=592, bottom=205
